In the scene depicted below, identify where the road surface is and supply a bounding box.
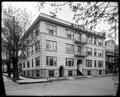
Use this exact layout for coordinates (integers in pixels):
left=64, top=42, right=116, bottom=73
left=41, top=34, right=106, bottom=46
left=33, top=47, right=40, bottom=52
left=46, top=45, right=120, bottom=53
left=3, top=75, right=118, bottom=96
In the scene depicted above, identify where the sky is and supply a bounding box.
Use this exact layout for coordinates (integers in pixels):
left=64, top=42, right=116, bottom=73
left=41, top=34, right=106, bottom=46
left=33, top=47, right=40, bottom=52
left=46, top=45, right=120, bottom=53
left=2, top=2, right=118, bottom=44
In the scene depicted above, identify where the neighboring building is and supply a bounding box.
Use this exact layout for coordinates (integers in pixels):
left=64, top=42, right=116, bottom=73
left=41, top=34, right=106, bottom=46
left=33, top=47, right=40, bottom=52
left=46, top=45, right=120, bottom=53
left=20, top=13, right=106, bottom=78
left=105, top=40, right=119, bottom=73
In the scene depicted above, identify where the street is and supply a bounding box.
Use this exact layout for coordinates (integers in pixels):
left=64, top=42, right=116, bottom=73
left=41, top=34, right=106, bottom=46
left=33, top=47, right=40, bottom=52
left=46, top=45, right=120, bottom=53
left=4, top=75, right=118, bottom=96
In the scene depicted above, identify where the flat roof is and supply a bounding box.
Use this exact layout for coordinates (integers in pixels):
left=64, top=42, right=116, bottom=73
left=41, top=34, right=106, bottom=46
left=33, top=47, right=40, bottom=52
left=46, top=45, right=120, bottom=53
left=21, top=13, right=105, bottom=40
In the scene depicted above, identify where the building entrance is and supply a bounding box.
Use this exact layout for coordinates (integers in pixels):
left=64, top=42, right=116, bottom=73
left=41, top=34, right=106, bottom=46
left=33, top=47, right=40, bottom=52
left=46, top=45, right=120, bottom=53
left=59, top=66, right=64, bottom=77
left=77, top=59, right=83, bottom=75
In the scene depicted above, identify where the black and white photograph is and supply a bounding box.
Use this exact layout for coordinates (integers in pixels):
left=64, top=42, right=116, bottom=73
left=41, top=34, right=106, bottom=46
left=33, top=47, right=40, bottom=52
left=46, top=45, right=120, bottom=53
left=1, top=1, right=119, bottom=96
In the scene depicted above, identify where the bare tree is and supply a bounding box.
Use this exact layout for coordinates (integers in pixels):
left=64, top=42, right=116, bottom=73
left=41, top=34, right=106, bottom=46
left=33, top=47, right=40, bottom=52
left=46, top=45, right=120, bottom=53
left=2, top=4, right=32, bottom=81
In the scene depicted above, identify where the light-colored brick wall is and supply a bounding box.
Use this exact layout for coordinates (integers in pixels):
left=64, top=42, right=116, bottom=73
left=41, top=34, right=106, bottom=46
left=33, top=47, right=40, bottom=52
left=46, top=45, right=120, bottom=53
left=21, top=19, right=106, bottom=77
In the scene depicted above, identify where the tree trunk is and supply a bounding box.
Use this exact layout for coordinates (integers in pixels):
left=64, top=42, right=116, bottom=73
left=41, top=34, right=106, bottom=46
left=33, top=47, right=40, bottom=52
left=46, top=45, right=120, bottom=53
left=7, top=60, right=11, bottom=77
left=12, top=57, right=19, bottom=81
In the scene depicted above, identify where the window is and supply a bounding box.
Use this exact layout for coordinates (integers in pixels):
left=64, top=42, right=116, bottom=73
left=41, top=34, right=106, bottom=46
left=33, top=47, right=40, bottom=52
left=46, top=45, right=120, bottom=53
left=23, top=62, right=25, bottom=68
left=78, top=46, right=82, bottom=53
left=66, top=30, right=74, bottom=39
left=23, top=71, right=25, bottom=75
left=98, top=50, right=103, bottom=57
left=94, top=49, right=97, bottom=56
left=87, top=70, right=91, bottom=75
left=35, top=29, right=39, bottom=36
left=68, top=70, right=73, bottom=76
left=35, top=41, right=40, bottom=53
left=32, top=71, right=34, bottom=77
left=27, top=60, right=30, bottom=68
left=27, top=47, right=30, bottom=56
left=66, top=44, right=74, bottom=54
left=27, top=70, right=29, bottom=76
left=31, top=45, right=33, bottom=55
left=47, top=23, right=57, bottom=35
left=98, top=39, right=103, bottom=46
left=36, top=70, right=40, bottom=77
left=98, top=61, right=103, bottom=68
left=88, top=36, right=92, bottom=44
left=99, top=70, right=102, bottom=75
left=86, top=48, right=92, bottom=56
left=34, top=24, right=39, bottom=37
left=86, top=60, right=92, bottom=67
left=35, top=56, right=40, bottom=66
left=46, top=56, right=57, bottom=66
left=94, top=37, right=97, bottom=44
left=94, top=60, right=97, bottom=67
left=49, top=70, right=54, bottom=77
left=66, top=58, right=74, bottom=66
left=32, top=59, right=33, bottom=67
left=46, top=40, right=57, bottom=52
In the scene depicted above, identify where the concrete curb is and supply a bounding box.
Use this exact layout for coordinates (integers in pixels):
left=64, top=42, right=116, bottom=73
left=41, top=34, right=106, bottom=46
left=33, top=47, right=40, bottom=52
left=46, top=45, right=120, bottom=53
left=16, top=80, right=50, bottom=84
left=3, top=73, right=116, bottom=84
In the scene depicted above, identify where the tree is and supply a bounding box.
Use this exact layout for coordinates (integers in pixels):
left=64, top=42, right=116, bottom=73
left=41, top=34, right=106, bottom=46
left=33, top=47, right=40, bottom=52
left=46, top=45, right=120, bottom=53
left=36, top=2, right=118, bottom=42
left=2, top=4, right=32, bottom=81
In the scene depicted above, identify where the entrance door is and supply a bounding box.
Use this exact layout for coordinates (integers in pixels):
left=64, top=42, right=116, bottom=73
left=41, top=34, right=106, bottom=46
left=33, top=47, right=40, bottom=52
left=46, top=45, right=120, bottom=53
left=59, top=66, right=64, bottom=77
left=77, top=59, right=83, bottom=75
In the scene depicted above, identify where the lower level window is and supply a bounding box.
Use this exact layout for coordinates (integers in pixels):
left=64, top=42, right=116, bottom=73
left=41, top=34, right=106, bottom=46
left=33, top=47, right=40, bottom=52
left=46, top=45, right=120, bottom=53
left=27, top=71, right=29, bottom=76
left=49, top=70, right=54, bottom=77
left=23, top=71, right=25, bottom=75
left=68, top=70, right=73, bottom=76
left=32, top=71, right=34, bottom=77
left=36, top=70, right=40, bottom=77
left=99, top=70, right=102, bottom=75
left=87, top=70, right=91, bottom=75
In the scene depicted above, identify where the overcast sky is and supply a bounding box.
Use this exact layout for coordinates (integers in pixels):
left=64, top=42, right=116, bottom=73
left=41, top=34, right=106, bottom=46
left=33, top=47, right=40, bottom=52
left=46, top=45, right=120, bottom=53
left=2, top=2, right=118, bottom=44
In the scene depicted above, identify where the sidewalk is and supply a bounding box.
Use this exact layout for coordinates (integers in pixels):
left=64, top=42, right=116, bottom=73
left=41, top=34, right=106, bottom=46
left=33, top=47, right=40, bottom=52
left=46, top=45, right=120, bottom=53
left=3, top=73, right=117, bottom=84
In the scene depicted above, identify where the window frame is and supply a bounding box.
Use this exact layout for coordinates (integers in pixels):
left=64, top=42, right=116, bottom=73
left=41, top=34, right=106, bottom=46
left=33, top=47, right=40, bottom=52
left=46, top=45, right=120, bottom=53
left=94, top=60, right=97, bottom=67
left=66, top=30, right=74, bottom=39
left=47, top=23, right=57, bottom=36
left=46, top=56, right=57, bottom=66
left=27, top=60, right=30, bottom=68
left=66, top=43, right=74, bottom=54
left=98, top=50, right=103, bottom=57
left=86, top=47, right=92, bottom=56
left=86, top=59, right=92, bottom=67
left=98, top=61, right=103, bottom=68
left=66, top=58, right=74, bottom=66
left=35, top=56, right=40, bottom=67
left=49, top=70, right=54, bottom=77
left=46, top=40, right=57, bottom=52
left=68, top=70, right=73, bottom=76
left=35, top=41, right=40, bottom=53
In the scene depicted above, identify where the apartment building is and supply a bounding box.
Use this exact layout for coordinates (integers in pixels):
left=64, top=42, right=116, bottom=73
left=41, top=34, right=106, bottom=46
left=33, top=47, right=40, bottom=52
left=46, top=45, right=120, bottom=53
left=20, top=13, right=106, bottom=78
left=105, top=40, right=119, bottom=73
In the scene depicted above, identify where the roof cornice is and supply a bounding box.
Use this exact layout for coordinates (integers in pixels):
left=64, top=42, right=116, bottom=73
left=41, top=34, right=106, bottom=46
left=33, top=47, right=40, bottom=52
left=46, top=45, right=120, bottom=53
left=21, top=13, right=105, bottom=40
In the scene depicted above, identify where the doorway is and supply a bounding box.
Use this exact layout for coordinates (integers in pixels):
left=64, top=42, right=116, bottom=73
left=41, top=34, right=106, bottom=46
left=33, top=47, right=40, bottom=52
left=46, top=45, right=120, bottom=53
left=77, top=59, right=83, bottom=75
left=59, top=66, right=64, bottom=77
